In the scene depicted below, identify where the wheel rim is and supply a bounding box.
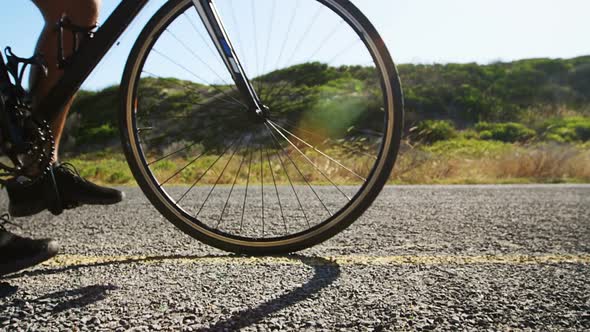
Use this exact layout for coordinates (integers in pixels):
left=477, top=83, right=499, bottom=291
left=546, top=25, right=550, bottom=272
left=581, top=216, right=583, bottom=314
left=124, top=0, right=397, bottom=247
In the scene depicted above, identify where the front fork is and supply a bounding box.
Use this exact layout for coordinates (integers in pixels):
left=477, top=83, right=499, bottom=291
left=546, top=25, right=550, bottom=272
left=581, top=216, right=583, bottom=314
left=192, top=0, right=268, bottom=119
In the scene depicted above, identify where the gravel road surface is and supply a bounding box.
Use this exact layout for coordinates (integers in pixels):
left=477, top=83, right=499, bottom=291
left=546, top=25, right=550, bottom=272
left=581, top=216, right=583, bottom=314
left=1, top=185, right=589, bottom=331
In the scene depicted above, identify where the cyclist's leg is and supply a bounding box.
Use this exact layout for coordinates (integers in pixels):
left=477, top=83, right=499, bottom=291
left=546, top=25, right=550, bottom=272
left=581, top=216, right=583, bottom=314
left=30, top=0, right=101, bottom=156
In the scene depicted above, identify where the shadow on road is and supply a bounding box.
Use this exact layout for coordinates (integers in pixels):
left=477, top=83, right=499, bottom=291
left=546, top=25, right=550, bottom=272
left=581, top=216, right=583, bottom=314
left=0, top=284, right=117, bottom=318
left=0, top=282, right=18, bottom=299
left=3, top=254, right=341, bottom=329
left=198, top=256, right=341, bottom=331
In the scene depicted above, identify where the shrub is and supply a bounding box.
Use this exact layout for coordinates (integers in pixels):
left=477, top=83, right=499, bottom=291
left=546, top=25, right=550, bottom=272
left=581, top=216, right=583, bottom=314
left=574, top=121, right=590, bottom=141
left=479, top=130, right=493, bottom=140
left=76, top=123, right=117, bottom=145
left=460, top=129, right=480, bottom=140
left=412, top=120, right=457, bottom=144
left=475, top=122, right=535, bottom=143
left=542, top=117, right=590, bottom=142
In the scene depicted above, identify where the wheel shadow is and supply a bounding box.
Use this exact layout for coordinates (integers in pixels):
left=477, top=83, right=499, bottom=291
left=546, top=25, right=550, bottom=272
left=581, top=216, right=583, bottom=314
left=198, top=256, right=341, bottom=331
left=2, top=254, right=341, bottom=329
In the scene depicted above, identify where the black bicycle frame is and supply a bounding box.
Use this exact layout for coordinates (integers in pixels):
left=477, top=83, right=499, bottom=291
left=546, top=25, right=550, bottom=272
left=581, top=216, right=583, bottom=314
left=37, top=0, right=264, bottom=125
left=194, top=0, right=264, bottom=113
left=0, top=54, right=9, bottom=87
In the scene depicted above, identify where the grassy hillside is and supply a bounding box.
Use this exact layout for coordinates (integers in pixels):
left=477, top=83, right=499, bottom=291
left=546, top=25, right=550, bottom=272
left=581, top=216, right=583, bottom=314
left=61, top=57, right=590, bottom=184
left=400, top=56, right=590, bottom=125
left=63, top=56, right=590, bottom=154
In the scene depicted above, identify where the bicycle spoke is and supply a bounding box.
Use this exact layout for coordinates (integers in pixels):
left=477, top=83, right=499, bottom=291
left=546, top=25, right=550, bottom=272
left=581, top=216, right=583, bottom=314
left=148, top=141, right=203, bottom=166
left=139, top=117, right=246, bottom=145
left=261, top=80, right=294, bottom=105
left=176, top=138, right=240, bottom=205
left=240, top=143, right=255, bottom=232
left=260, top=143, right=264, bottom=236
left=327, top=38, right=362, bottom=65
left=218, top=137, right=251, bottom=228
left=165, top=28, right=235, bottom=87
left=282, top=119, right=383, bottom=138
left=152, top=48, right=247, bottom=108
left=262, top=0, right=276, bottom=76
left=280, top=120, right=379, bottom=160
left=272, top=147, right=310, bottom=227
left=196, top=135, right=246, bottom=217
left=267, top=121, right=351, bottom=201
left=266, top=147, right=287, bottom=233
left=159, top=149, right=208, bottom=186
left=306, top=19, right=346, bottom=63
left=140, top=70, right=244, bottom=112
left=265, top=125, right=310, bottom=228
left=264, top=66, right=327, bottom=101
left=269, top=120, right=366, bottom=181
left=265, top=123, right=332, bottom=217
left=251, top=0, right=260, bottom=83
left=282, top=4, right=323, bottom=68
left=139, top=112, right=241, bottom=121
left=273, top=0, right=299, bottom=72
left=227, top=1, right=249, bottom=76
left=182, top=12, right=219, bottom=60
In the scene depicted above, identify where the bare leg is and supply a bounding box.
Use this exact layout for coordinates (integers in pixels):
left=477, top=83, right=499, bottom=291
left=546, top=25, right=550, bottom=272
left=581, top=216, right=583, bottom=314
left=5, top=0, right=122, bottom=218
left=30, top=0, right=101, bottom=160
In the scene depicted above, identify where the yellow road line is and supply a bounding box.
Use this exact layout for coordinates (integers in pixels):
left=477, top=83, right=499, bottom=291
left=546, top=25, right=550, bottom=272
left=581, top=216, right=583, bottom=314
left=43, top=254, right=590, bottom=268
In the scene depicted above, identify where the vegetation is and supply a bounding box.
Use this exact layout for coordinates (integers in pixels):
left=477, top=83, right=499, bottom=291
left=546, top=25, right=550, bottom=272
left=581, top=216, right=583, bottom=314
left=411, top=120, right=457, bottom=144
left=540, top=117, right=590, bottom=142
left=474, top=122, right=535, bottom=143
left=61, top=56, right=590, bottom=184
left=66, top=141, right=590, bottom=186
left=399, top=56, right=590, bottom=125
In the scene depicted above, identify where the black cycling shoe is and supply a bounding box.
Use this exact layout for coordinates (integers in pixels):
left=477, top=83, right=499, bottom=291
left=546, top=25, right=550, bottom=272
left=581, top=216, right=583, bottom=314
left=6, top=162, right=124, bottom=217
left=0, top=214, right=59, bottom=276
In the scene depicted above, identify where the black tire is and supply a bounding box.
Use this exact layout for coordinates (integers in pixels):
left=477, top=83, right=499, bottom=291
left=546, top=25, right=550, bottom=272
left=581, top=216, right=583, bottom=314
left=119, top=0, right=404, bottom=255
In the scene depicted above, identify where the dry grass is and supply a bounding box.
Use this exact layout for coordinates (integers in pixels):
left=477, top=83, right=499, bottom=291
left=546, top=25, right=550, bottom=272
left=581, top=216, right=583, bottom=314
left=66, top=141, right=590, bottom=185
left=392, top=142, right=590, bottom=184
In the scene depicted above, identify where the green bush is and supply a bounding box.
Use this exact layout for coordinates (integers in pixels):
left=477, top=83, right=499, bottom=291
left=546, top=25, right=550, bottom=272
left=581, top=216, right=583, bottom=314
left=542, top=117, right=590, bottom=142
left=475, top=122, right=535, bottom=143
left=479, top=130, right=493, bottom=140
left=413, top=120, right=457, bottom=144
left=460, top=129, right=480, bottom=140
left=423, top=138, right=510, bottom=157
left=76, top=123, right=117, bottom=145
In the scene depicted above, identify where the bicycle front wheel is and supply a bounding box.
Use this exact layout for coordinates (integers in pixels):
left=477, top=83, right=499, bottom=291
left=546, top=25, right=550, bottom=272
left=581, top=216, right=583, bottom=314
left=120, top=0, right=403, bottom=254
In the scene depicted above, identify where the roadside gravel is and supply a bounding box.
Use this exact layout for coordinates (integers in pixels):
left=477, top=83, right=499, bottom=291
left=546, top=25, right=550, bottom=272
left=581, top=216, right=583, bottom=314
left=0, top=185, right=588, bottom=331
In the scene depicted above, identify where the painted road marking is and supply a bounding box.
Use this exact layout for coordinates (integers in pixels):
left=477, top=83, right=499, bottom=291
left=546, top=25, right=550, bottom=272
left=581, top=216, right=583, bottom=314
left=43, top=254, right=590, bottom=268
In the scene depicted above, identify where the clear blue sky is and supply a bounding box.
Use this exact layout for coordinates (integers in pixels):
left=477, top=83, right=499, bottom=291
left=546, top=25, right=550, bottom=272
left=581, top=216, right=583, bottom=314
left=1, top=0, right=588, bottom=90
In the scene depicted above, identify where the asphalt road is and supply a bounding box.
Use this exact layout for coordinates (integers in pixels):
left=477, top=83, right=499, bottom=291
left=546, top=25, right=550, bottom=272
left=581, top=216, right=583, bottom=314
left=1, top=185, right=589, bottom=331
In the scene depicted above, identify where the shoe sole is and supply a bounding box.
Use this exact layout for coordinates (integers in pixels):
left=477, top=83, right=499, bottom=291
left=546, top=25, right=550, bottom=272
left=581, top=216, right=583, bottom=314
left=9, top=191, right=125, bottom=218
left=8, top=200, right=47, bottom=218
left=0, top=242, right=59, bottom=276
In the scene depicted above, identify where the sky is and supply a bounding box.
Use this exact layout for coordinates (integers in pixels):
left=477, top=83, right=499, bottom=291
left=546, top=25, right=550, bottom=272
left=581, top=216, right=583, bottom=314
left=0, top=0, right=588, bottom=90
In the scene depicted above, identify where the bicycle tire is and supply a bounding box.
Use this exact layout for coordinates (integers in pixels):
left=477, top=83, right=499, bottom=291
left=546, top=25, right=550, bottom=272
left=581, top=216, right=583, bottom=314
left=119, top=0, right=404, bottom=255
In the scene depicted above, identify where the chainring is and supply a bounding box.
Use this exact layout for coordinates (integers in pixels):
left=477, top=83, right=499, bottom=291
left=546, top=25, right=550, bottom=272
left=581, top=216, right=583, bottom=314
left=0, top=98, right=55, bottom=182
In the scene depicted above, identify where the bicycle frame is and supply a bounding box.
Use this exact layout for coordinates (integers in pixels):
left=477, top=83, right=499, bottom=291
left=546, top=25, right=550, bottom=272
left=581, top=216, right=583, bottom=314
left=37, top=0, right=264, bottom=124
